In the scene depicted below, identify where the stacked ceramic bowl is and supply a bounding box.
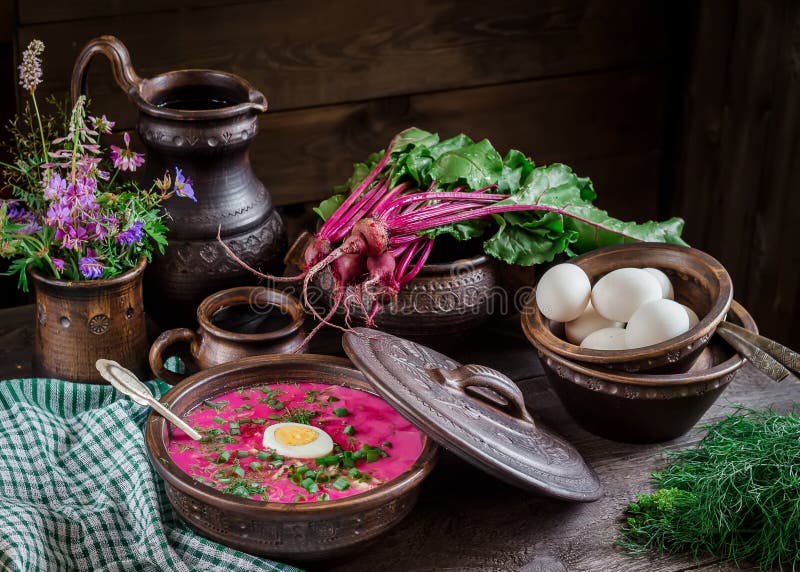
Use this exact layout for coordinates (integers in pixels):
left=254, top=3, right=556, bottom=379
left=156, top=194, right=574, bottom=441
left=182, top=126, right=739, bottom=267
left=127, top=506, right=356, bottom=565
left=522, top=243, right=756, bottom=443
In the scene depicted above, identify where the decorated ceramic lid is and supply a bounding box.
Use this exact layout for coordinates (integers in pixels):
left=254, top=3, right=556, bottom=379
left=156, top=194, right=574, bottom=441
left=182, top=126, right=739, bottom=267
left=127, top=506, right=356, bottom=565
left=342, top=328, right=602, bottom=502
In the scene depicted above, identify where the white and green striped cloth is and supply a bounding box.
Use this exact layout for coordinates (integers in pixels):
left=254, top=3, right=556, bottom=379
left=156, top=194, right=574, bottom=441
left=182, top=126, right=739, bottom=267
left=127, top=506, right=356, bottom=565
left=0, top=377, right=301, bottom=572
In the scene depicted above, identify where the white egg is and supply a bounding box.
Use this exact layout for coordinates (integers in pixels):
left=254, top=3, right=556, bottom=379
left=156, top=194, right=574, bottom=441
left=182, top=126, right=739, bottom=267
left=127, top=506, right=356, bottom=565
left=591, top=268, right=663, bottom=322
left=535, top=264, right=591, bottom=322
left=681, top=304, right=700, bottom=328
left=580, top=327, right=628, bottom=350
left=565, top=302, right=623, bottom=345
left=625, top=299, right=691, bottom=349
left=262, top=422, right=334, bottom=459
left=643, top=267, right=675, bottom=300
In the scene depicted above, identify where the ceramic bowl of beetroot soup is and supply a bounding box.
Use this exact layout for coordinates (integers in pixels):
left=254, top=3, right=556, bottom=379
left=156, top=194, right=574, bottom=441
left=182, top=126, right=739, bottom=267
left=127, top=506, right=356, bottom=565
left=144, top=354, right=438, bottom=562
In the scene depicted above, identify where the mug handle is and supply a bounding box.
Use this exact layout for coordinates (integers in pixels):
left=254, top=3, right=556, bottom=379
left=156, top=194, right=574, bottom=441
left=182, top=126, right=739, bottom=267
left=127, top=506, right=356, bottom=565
left=149, top=328, right=200, bottom=385
left=431, top=364, right=535, bottom=425
left=70, top=35, right=142, bottom=105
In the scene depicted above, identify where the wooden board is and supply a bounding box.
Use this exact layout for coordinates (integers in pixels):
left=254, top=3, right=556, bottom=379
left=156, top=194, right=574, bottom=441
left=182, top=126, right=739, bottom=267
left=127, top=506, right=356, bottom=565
left=665, top=0, right=800, bottom=348
left=17, top=0, right=666, bottom=119
left=0, top=305, right=782, bottom=571
left=251, top=68, right=663, bottom=206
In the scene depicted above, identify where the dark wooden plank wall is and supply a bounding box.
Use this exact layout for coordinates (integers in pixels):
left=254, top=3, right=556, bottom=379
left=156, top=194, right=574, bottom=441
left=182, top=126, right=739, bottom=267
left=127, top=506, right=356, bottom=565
left=13, top=0, right=673, bottom=222
left=666, top=0, right=800, bottom=348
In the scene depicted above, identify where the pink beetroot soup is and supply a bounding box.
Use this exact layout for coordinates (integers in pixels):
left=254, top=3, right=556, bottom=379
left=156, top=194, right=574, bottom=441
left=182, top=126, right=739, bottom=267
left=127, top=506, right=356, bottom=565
left=168, top=382, right=426, bottom=503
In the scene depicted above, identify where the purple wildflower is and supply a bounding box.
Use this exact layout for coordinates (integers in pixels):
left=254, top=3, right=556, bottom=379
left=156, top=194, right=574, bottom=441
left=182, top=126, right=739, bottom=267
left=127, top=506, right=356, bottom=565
left=173, top=167, right=196, bottom=202
left=51, top=258, right=65, bottom=272
left=18, top=218, right=41, bottom=235
left=116, top=221, right=145, bottom=246
left=110, top=132, right=145, bottom=172
left=43, top=172, right=68, bottom=201
left=78, top=257, right=103, bottom=279
left=45, top=202, right=71, bottom=227
left=90, top=115, right=115, bottom=135
left=57, top=225, right=89, bottom=251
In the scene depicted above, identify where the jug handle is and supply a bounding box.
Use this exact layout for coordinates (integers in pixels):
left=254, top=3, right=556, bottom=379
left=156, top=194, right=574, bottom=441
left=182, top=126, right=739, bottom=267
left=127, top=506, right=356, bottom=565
left=70, top=35, right=142, bottom=105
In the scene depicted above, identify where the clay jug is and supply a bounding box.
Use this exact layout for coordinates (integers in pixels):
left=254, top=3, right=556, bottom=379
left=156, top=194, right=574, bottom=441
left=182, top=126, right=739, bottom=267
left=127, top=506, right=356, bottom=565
left=71, top=36, right=286, bottom=327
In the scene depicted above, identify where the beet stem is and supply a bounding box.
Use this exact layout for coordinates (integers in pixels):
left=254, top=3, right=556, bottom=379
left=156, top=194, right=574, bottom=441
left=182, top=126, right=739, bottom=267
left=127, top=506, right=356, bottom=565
left=216, top=226, right=305, bottom=283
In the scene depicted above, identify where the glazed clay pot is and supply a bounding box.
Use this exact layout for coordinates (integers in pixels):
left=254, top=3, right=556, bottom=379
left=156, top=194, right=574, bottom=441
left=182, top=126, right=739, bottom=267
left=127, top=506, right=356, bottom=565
left=310, top=240, right=499, bottom=345
left=31, top=258, right=149, bottom=384
left=149, top=286, right=307, bottom=384
left=71, top=36, right=287, bottom=327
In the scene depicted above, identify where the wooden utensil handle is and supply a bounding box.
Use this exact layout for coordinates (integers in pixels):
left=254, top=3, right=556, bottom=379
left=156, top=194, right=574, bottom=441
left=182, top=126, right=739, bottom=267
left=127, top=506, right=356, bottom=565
left=148, top=328, right=200, bottom=385
left=70, top=35, right=142, bottom=105
left=435, top=364, right=535, bottom=425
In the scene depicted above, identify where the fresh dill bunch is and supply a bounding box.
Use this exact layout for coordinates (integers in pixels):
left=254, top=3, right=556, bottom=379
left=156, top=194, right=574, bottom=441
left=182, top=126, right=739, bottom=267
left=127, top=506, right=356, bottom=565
left=620, top=408, right=800, bottom=570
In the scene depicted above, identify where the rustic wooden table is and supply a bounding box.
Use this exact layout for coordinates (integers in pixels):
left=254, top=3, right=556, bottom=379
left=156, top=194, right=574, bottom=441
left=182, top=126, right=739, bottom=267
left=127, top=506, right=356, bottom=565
left=1, top=304, right=795, bottom=572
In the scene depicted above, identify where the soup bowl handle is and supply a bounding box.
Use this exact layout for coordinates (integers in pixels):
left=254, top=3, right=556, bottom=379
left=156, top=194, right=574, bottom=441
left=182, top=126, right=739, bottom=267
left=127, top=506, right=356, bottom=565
left=149, top=328, right=200, bottom=385
left=70, top=35, right=143, bottom=105
left=432, top=364, right=535, bottom=425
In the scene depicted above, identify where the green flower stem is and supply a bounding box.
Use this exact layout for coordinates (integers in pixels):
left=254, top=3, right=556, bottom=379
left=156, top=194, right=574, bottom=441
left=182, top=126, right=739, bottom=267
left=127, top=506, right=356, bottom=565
left=29, top=91, right=48, bottom=161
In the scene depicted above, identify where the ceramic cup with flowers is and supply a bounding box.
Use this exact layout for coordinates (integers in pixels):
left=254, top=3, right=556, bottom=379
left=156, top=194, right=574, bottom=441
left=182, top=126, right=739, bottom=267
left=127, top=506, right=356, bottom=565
left=0, top=40, right=195, bottom=383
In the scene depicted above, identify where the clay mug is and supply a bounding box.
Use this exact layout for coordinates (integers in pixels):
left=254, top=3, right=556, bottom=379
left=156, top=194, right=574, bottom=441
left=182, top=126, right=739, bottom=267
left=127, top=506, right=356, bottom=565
left=149, top=286, right=306, bottom=384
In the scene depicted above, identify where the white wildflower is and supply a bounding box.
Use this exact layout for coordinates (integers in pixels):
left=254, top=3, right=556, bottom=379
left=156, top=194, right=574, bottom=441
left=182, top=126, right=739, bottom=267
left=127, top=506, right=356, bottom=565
left=18, top=39, right=45, bottom=93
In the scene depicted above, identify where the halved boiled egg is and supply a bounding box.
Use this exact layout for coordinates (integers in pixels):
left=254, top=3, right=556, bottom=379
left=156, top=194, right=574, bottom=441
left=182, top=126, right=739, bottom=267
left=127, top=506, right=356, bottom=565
left=262, top=422, right=334, bottom=459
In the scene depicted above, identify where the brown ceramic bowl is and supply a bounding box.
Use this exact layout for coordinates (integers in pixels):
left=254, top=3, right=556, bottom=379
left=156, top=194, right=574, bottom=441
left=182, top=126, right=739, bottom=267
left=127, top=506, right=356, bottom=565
left=522, top=243, right=734, bottom=373
left=528, top=300, right=755, bottom=443
left=144, top=354, right=438, bottom=561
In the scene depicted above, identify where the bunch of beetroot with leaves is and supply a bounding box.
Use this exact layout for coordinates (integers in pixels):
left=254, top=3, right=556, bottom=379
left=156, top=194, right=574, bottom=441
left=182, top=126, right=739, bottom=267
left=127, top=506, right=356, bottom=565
left=222, top=127, right=686, bottom=334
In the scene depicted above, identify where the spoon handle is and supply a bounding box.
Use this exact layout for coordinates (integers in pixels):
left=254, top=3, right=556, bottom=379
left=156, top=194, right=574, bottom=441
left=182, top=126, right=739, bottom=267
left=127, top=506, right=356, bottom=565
left=718, top=321, right=800, bottom=377
left=146, top=395, right=203, bottom=441
left=716, top=323, right=791, bottom=382
left=95, top=359, right=202, bottom=440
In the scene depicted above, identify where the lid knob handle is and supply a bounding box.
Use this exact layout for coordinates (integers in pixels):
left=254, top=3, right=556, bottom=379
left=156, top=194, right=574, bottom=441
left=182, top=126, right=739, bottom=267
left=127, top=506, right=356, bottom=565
left=431, top=364, right=535, bottom=425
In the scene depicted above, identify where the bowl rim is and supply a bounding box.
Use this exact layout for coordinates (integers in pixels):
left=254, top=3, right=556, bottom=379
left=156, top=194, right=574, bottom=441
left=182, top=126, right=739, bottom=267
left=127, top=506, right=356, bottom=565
left=145, top=353, right=439, bottom=515
left=521, top=243, right=734, bottom=365
left=196, top=286, right=306, bottom=343
left=528, top=299, right=755, bottom=387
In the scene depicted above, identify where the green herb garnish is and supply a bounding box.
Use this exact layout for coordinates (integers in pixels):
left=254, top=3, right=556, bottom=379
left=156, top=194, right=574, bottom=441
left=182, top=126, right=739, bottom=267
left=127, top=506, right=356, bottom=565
left=333, top=407, right=349, bottom=417
left=620, top=409, right=800, bottom=569
left=333, top=478, right=350, bottom=491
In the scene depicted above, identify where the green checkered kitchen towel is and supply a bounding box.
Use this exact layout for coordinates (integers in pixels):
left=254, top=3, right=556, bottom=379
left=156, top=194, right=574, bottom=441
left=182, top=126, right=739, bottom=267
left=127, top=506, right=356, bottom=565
left=0, top=376, right=303, bottom=572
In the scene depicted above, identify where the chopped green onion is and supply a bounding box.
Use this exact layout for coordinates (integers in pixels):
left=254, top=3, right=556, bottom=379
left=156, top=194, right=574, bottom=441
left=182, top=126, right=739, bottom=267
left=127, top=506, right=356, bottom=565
left=256, top=451, right=272, bottom=461
left=249, top=462, right=263, bottom=471
left=348, top=468, right=361, bottom=478
left=327, top=396, right=340, bottom=403
left=217, top=451, right=231, bottom=463
left=270, top=459, right=283, bottom=468
left=381, top=441, right=393, bottom=449
left=318, top=493, right=330, bottom=501
left=213, top=416, right=226, bottom=425
left=218, top=477, right=232, bottom=484
left=333, top=407, right=349, bottom=417
left=268, top=414, right=282, bottom=420
left=343, top=425, right=355, bottom=436
left=237, top=450, right=249, bottom=458
left=366, top=450, right=380, bottom=462
left=233, top=466, right=245, bottom=478
left=333, top=478, right=350, bottom=491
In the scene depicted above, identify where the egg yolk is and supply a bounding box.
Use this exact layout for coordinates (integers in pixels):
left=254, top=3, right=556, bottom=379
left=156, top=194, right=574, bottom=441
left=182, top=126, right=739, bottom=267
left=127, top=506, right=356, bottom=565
left=274, top=425, right=318, bottom=446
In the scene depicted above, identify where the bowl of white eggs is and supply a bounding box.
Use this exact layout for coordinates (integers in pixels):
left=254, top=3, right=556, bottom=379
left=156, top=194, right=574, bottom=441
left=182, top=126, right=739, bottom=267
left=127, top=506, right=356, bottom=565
left=526, top=299, right=756, bottom=442
left=521, top=243, right=733, bottom=374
